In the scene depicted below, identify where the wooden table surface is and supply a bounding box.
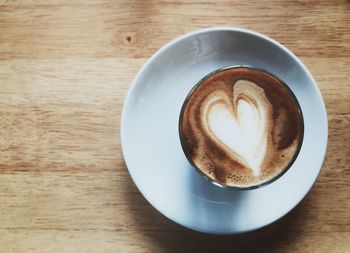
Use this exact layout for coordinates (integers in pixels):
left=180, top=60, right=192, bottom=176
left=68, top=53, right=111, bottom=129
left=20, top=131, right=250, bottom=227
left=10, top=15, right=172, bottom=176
left=0, top=1, right=349, bottom=252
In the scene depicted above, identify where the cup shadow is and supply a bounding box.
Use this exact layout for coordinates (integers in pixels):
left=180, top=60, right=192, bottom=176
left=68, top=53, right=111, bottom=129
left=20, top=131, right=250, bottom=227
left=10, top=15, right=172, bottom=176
left=184, top=164, right=248, bottom=233
left=123, top=162, right=313, bottom=252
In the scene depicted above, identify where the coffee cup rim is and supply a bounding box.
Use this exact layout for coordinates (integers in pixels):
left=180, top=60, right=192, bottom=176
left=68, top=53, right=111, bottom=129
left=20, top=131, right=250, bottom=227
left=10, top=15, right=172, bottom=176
left=178, top=65, right=305, bottom=190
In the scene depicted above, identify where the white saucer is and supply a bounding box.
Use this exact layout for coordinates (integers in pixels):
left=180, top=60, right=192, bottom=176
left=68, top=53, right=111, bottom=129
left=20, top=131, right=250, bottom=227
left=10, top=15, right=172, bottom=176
left=121, top=27, right=328, bottom=234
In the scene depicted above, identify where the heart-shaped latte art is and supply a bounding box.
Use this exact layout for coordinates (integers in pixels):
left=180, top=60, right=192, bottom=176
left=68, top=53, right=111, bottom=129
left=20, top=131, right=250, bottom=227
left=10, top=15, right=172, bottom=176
left=203, top=80, right=271, bottom=175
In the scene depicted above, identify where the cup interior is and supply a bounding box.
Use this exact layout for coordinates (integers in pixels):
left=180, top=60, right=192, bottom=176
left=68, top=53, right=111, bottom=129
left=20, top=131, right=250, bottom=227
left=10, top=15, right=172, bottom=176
left=178, top=65, right=304, bottom=190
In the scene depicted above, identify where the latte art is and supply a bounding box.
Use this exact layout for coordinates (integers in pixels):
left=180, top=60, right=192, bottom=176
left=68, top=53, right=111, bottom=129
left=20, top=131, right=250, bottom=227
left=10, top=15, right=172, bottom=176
left=205, top=80, right=270, bottom=176
left=180, top=67, right=303, bottom=188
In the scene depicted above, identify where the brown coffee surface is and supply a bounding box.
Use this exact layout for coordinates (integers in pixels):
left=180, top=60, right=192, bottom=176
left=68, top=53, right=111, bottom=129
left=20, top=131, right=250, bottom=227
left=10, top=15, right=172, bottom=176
left=180, top=67, right=303, bottom=188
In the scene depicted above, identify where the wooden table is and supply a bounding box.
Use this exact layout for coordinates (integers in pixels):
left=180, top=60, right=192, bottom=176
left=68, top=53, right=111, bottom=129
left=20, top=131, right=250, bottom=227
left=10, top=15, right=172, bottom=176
left=0, top=1, right=349, bottom=252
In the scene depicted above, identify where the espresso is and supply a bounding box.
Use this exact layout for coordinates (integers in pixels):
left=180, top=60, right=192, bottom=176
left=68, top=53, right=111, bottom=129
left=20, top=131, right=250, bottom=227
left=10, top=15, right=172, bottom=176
left=180, top=67, right=303, bottom=188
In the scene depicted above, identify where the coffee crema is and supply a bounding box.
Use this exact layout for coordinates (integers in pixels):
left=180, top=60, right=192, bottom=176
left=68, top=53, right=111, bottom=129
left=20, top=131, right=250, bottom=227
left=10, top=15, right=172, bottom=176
left=180, top=67, right=303, bottom=188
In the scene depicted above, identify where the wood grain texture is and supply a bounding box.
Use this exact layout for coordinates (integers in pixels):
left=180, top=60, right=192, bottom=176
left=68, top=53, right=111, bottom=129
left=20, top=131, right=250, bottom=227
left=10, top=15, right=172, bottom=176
left=0, top=1, right=349, bottom=252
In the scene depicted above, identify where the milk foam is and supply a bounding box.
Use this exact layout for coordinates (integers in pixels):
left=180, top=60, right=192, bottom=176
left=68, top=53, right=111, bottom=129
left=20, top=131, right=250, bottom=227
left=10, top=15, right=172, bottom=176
left=180, top=67, right=303, bottom=187
left=204, top=80, right=269, bottom=176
